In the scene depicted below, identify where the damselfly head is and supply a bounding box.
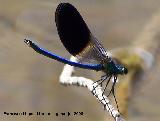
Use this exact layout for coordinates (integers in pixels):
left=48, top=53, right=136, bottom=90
left=116, top=64, right=128, bottom=75
left=121, top=67, right=128, bottom=75
left=113, top=58, right=128, bottom=75
left=103, top=60, right=128, bottom=75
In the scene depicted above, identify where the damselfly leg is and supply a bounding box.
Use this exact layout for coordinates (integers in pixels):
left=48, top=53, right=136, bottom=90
left=106, top=76, right=120, bottom=113
left=92, top=75, right=120, bottom=113
left=102, top=76, right=112, bottom=95
left=92, top=75, right=108, bottom=92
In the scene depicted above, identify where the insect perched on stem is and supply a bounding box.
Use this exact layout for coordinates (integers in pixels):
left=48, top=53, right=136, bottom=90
left=24, top=2, right=128, bottom=113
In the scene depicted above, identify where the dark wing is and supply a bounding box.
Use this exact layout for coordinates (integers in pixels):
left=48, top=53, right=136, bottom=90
left=55, top=3, right=108, bottom=64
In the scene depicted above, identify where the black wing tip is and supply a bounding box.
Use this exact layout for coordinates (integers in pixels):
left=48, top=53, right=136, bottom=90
left=58, top=2, right=71, bottom=6
left=55, top=2, right=91, bottom=56
left=56, top=3, right=75, bottom=12
left=56, top=3, right=78, bottom=17
left=57, top=3, right=74, bottom=8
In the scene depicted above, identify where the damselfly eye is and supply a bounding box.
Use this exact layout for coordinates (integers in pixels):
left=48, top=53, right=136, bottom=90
left=122, top=67, right=128, bottom=74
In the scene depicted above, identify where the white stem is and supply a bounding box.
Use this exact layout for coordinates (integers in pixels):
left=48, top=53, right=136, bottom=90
left=59, top=56, right=125, bottom=121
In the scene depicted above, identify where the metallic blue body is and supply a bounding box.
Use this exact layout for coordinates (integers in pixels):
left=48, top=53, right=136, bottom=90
left=24, top=39, right=104, bottom=71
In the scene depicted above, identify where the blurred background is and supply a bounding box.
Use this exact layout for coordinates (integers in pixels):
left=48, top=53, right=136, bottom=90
left=0, top=0, right=160, bottom=121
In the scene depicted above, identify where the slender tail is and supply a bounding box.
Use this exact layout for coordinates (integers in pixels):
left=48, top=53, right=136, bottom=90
left=24, top=38, right=103, bottom=71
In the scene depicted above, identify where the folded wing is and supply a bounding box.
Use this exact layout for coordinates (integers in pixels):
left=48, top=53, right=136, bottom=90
left=55, top=3, right=108, bottom=64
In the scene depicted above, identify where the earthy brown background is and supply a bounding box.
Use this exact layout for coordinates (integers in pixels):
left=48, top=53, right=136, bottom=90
left=0, top=0, right=160, bottom=121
